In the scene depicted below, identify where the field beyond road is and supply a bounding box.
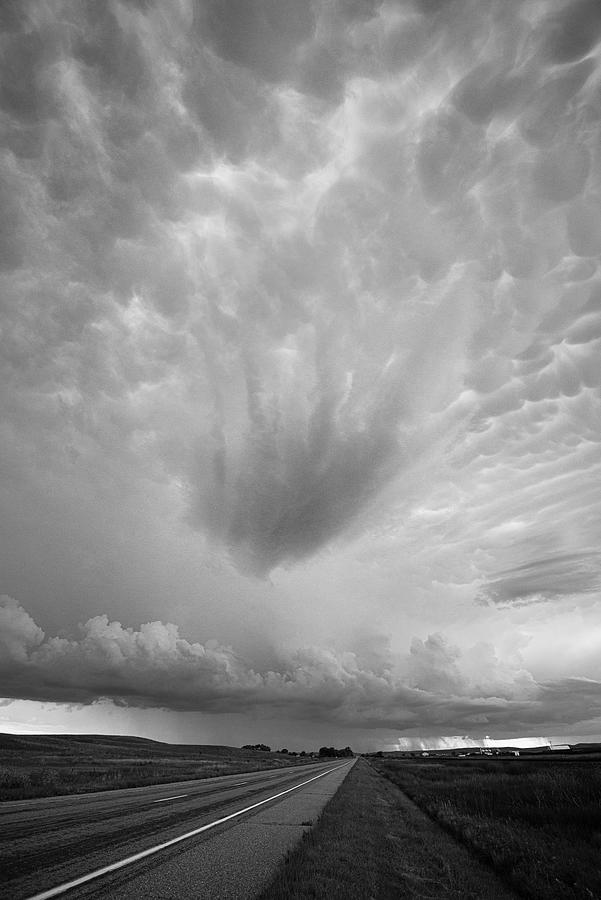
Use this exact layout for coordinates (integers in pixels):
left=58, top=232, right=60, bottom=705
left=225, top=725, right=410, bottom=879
left=0, top=733, right=315, bottom=801
left=261, top=754, right=601, bottom=900
left=372, top=755, right=601, bottom=900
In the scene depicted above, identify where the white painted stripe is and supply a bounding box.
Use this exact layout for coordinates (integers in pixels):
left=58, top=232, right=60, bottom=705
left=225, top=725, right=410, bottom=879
left=152, top=794, right=188, bottom=803
left=26, top=762, right=349, bottom=900
left=232, top=781, right=248, bottom=786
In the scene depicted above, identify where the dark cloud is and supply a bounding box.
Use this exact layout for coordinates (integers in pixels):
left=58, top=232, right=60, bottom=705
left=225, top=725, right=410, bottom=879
left=451, top=62, right=528, bottom=124
left=533, top=678, right=601, bottom=734
left=196, top=0, right=315, bottom=83
left=408, top=633, right=464, bottom=694
left=181, top=49, right=274, bottom=162
left=482, top=552, right=601, bottom=604
left=567, top=200, right=601, bottom=256
left=0, top=27, right=59, bottom=123
left=540, top=0, right=601, bottom=65
left=1, top=0, right=600, bottom=582
left=190, top=344, right=409, bottom=574
left=0, top=0, right=28, bottom=32
left=1, top=0, right=601, bottom=747
left=518, top=59, right=594, bottom=147
left=416, top=108, right=486, bottom=204
left=0, top=597, right=562, bottom=733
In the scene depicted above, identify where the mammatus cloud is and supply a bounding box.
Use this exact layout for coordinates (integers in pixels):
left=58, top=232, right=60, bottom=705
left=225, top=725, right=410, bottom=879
left=1, top=0, right=600, bottom=584
left=2, top=1, right=601, bottom=749
left=2, top=596, right=600, bottom=735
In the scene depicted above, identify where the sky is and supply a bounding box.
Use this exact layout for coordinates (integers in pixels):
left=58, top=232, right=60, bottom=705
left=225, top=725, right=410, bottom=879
left=1, top=0, right=601, bottom=753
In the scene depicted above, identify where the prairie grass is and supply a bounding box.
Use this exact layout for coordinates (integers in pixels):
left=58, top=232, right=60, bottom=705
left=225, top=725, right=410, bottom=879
left=372, top=757, right=601, bottom=900
left=259, top=759, right=516, bottom=899
left=0, top=733, right=314, bottom=801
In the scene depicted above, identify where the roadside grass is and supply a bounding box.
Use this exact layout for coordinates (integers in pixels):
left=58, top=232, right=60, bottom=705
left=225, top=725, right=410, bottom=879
left=259, top=758, right=516, bottom=900
left=0, top=733, right=315, bottom=801
left=372, top=757, right=601, bottom=900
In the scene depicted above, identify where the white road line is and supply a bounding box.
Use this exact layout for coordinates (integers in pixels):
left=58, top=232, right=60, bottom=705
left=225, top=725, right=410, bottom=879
left=152, top=794, right=188, bottom=803
left=26, top=762, right=350, bottom=900
left=232, top=781, right=248, bottom=786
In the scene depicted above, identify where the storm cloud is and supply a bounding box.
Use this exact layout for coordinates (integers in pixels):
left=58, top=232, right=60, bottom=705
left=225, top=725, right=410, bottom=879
left=3, top=595, right=597, bottom=735
left=482, top=552, right=601, bottom=604
left=1, top=1, right=601, bottom=745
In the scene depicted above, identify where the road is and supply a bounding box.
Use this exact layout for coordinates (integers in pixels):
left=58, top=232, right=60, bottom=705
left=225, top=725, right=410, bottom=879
left=1, top=759, right=354, bottom=899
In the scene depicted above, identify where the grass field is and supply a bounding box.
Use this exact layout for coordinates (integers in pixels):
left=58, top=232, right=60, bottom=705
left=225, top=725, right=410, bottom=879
left=371, top=755, right=601, bottom=900
left=259, top=758, right=516, bottom=899
left=0, top=733, right=314, bottom=801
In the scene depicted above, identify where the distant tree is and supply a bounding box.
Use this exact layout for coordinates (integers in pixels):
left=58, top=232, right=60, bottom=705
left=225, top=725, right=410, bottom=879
left=319, top=745, right=354, bottom=758
left=242, top=743, right=271, bottom=752
left=278, top=748, right=288, bottom=754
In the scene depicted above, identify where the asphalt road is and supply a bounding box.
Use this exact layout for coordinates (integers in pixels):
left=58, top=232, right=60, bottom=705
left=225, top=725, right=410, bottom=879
left=1, top=759, right=354, bottom=899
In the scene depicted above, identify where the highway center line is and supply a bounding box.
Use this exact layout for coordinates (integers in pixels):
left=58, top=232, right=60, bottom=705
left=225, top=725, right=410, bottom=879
left=152, top=794, right=188, bottom=803
left=26, top=762, right=349, bottom=900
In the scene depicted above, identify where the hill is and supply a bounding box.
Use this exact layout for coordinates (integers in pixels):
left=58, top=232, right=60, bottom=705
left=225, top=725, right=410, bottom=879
left=0, top=732, right=313, bottom=801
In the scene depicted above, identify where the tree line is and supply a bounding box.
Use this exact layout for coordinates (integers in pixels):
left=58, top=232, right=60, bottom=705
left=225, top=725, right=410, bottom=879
left=242, top=744, right=354, bottom=758
left=318, top=746, right=354, bottom=758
